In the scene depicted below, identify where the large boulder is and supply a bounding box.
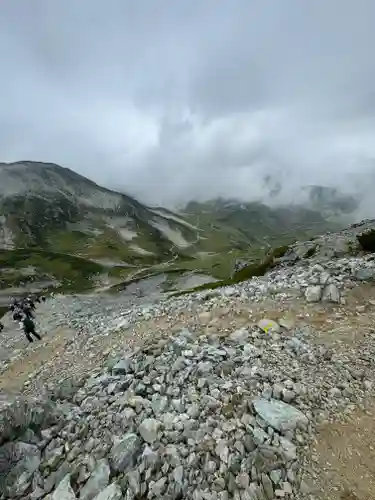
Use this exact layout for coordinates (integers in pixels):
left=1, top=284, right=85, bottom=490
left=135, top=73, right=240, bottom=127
left=252, top=398, right=309, bottom=433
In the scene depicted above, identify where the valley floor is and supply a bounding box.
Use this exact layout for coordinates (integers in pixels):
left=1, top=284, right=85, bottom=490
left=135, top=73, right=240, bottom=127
left=1, top=281, right=375, bottom=499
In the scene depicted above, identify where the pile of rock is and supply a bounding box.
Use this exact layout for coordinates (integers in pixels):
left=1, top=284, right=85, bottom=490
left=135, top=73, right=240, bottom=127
left=280, top=220, right=375, bottom=262
left=2, top=318, right=374, bottom=499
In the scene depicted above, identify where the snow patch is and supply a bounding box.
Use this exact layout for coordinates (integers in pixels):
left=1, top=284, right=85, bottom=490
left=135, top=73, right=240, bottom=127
left=177, top=273, right=218, bottom=290
left=150, top=219, right=190, bottom=248
left=105, top=216, right=138, bottom=241
left=118, top=228, right=138, bottom=241
left=91, top=258, right=131, bottom=267
left=0, top=215, right=15, bottom=249
left=151, top=208, right=198, bottom=231
left=129, top=244, right=155, bottom=255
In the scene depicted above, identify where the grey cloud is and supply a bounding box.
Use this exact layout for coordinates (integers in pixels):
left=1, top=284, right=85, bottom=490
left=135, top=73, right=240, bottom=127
left=1, top=0, right=375, bottom=208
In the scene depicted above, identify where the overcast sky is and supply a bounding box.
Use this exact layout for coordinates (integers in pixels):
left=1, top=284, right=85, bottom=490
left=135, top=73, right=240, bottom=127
left=1, top=0, right=374, bottom=207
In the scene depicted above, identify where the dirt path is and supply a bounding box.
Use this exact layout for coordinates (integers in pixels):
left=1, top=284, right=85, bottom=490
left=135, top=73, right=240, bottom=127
left=0, top=328, right=74, bottom=394
left=299, top=402, right=375, bottom=500
left=1, top=284, right=375, bottom=394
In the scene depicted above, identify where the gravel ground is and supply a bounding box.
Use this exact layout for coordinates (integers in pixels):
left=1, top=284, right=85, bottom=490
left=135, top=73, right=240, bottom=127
left=2, top=222, right=375, bottom=499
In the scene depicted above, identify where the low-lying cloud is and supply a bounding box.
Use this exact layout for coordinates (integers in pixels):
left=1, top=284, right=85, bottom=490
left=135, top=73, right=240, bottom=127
left=1, top=0, right=374, bottom=207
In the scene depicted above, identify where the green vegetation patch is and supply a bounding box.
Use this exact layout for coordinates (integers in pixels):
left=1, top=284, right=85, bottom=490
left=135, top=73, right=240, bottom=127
left=0, top=249, right=105, bottom=292
left=171, top=244, right=289, bottom=296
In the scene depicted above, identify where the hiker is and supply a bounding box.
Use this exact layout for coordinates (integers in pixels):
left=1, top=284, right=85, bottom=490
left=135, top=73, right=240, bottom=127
left=0, top=322, right=3, bottom=332
left=9, top=298, right=19, bottom=312
left=22, top=316, right=41, bottom=343
left=41, top=296, right=46, bottom=302
left=27, top=298, right=36, bottom=311
left=22, top=302, right=34, bottom=319
left=13, top=309, right=22, bottom=322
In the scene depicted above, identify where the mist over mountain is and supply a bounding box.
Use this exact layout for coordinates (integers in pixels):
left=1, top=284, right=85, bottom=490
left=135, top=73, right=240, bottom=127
left=1, top=1, right=375, bottom=210
left=0, top=161, right=342, bottom=294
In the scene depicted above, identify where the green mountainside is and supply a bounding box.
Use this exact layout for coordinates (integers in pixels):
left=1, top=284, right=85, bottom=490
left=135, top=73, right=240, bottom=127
left=182, top=198, right=336, bottom=252
left=0, top=162, right=349, bottom=296
left=0, top=161, right=199, bottom=293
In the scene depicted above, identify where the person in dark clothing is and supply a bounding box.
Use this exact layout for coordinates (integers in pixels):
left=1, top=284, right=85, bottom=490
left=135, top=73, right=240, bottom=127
left=10, top=298, right=19, bottom=312
left=22, top=303, right=34, bottom=319
left=22, top=317, right=41, bottom=342
left=41, top=296, right=46, bottom=302
left=27, top=298, right=36, bottom=311
left=13, top=310, right=22, bottom=322
left=0, top=322, right=3, bottom=332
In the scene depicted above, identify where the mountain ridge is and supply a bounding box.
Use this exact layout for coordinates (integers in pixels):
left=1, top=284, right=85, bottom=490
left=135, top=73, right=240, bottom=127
left=0, top=160, right=355, bottom=295
left=0, top=161, right=198, bottom=257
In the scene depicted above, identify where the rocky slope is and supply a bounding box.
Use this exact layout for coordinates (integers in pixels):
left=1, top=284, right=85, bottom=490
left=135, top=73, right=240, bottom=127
left=1, top=220, right=375, bottom=499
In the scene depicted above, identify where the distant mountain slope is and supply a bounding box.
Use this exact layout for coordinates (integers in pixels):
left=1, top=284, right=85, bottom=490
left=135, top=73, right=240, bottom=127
left=0, top=161, right=350, bottom=294
left=181, top=197, right=339, bottom=254
left=0, top=161, right=197, bottom=263
left=302, top=185, right=359, bottom=217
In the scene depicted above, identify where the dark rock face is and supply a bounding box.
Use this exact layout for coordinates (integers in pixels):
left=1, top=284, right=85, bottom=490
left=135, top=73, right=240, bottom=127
left=357, top=228, right=375, bottom=252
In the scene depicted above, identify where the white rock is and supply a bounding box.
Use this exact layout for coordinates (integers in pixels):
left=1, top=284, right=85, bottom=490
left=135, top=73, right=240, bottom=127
left=172, top=465, right=184, bottom=486
left=282, top=482, right=293, bottom=495
left=322, top=283, right=340, bottom=303
left=91, top=482, right=122, bottom=500
left=138, top=418, right=160, bottom=443
left=311, top=264, right=325, bottom=273
left=52, top=475, right=76, bottom=500
left=229, top=328, right=249, bottom=343
left=148, top=477, right=167, bottom=497
left=79, top=459, right=110, bottom=500
left=282, top=389, right=295, bottom=403
left=252, top=398, right=308, bottom=432
left=329, top=387, right=341, bottom=398
left=215, top=440, right=229, bottom=463
left=279, top=437, right=297, bottom=461
left=305, top=286, right=322, bottom=302
left=363, top=380, right=373, bottom=391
